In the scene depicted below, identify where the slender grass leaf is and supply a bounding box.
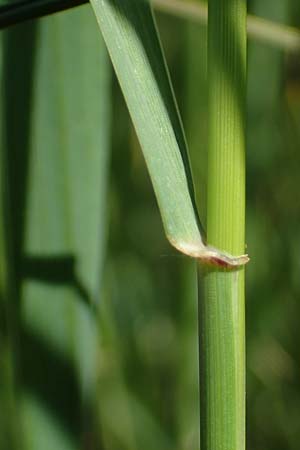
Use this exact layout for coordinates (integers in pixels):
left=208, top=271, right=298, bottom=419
left=90, top=0, right=248, bottom=267
left=0, top=20, right=35, bottom=450
left=6, top=5, right=111, bottom=448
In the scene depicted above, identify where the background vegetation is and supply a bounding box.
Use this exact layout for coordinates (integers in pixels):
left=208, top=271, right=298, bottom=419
left=1, top=0, right=300, bottom=449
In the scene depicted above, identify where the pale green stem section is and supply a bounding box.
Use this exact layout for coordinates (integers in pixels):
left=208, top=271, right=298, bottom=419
left=199, top=0, right=246, bottom=450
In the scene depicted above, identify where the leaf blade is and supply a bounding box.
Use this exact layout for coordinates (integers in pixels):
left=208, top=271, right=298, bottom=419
left=90, top=0, right=248, bottom=267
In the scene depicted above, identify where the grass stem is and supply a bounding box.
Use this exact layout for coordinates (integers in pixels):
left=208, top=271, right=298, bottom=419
left=198, top=0, right=247, bottom=449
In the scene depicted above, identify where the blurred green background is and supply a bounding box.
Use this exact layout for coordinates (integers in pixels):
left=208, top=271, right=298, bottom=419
left=1, top=0, right=300, bottom=449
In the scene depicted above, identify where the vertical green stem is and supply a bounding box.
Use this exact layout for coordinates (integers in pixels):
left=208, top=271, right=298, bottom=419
left=199, top=1, right=246, bottom=450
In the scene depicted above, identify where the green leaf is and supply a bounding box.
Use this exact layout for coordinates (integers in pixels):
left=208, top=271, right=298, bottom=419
left=90, top=0, right=247, bottom=267
left=1, top=5, right=110, bottom=449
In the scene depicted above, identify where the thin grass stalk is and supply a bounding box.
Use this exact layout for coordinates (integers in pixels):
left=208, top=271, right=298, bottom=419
left=198, top=0, right=247, bottom=449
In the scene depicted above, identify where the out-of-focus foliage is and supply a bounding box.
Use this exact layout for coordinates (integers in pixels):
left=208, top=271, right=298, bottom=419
left=246, top=1, right=300, bottom=449
left=1, top=0, right=300, bottom=449
left=0, top=5, right=110, bottom=450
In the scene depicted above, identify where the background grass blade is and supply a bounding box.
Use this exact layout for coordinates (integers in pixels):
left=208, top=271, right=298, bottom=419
left=0, top=18, right=37, bottom=450
left=0, top=113, right=21, bottom=449
left=1, top=5, right=111, bottom=448
left=21, top=6, right=110, bottom=447
left=246, top=1, right=298, bottom=447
